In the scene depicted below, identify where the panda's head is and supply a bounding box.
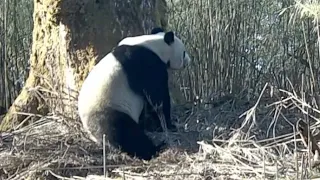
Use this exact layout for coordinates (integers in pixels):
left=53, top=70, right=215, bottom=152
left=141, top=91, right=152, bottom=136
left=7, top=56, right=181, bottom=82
left=118, top=28, right=191, bottom=70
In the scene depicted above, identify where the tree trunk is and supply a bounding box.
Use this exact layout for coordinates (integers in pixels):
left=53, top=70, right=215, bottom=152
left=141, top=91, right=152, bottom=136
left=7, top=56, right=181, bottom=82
left=0, top=0, right=167, bottom=131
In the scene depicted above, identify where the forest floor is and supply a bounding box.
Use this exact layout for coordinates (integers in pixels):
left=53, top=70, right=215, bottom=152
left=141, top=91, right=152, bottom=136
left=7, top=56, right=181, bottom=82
left=1, top=85, right=320, bottom=180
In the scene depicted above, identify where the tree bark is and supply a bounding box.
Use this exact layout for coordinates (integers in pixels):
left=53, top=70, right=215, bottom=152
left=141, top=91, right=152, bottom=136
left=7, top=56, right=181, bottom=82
left=0, top=0, right=167, bottom=131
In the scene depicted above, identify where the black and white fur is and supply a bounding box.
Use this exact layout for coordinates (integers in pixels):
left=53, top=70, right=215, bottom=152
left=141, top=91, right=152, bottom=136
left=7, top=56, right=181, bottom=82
left=138, top=28, right=182, bottom=132
left=78, top=28, right=191, bottom=160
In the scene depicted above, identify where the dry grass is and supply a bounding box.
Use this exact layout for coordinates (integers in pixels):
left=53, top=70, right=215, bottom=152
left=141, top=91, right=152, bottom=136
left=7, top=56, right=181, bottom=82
left=1, top=83, right=320, bottom=180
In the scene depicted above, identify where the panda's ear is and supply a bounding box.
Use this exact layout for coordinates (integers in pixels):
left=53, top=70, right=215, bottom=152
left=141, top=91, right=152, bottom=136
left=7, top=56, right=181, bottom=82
left=151, top=27, right=164, bottom=34
left=164, top=31, right=174, bottom=45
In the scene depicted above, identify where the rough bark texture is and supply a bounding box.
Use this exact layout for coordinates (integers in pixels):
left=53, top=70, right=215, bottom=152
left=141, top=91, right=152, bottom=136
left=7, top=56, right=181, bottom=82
left=0, top=0, right=167, bottom=131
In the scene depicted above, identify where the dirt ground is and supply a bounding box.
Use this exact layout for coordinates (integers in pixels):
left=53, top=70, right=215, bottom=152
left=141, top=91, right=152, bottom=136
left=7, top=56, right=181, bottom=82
left=1, top=88, right=320, bottom=180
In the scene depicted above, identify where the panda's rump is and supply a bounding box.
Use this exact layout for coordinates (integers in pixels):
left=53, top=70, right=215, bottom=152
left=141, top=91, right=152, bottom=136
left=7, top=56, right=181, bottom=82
left=86, top=107, right=163, bottom=160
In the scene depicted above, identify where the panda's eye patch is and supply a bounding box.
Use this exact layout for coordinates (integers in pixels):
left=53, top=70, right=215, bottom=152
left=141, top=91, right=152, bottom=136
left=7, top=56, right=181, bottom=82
left=183, top=51, right=186, bottom=58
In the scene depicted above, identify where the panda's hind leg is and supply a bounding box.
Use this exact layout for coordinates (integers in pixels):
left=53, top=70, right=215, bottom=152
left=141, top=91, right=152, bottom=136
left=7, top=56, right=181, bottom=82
left=94, top=107, right=164, bottom=160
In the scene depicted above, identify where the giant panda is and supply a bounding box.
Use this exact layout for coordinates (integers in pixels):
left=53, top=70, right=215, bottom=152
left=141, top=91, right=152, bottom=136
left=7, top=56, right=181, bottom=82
left=77, top=27, right=191, bottom=160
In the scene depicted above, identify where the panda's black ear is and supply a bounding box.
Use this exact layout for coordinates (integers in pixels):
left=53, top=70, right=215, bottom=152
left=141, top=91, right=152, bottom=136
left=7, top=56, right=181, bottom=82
left=164, top=31, right=174, bottom=45
left=151, top=27, right=164, bottom=34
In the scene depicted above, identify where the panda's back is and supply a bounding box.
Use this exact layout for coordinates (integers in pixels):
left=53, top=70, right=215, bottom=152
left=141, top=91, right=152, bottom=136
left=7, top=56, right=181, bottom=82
left=79, top=43, right=168, bottom=123
left=78, top=53, right=144, bottom=124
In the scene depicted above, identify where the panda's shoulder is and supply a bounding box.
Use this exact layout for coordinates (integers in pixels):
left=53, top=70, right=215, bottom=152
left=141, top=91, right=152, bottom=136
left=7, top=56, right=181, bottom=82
left=111, top=44, right=162, bottom=66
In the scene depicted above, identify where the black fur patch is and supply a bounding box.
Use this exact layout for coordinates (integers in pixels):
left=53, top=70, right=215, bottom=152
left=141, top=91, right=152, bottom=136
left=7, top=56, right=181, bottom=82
left=164, top=31, right=174, bottom=45
left=87, top=107, right=165, bottom=160
left=112, top=44, right=176, bottom=131
left=139, top=101, right=165, bottom=132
